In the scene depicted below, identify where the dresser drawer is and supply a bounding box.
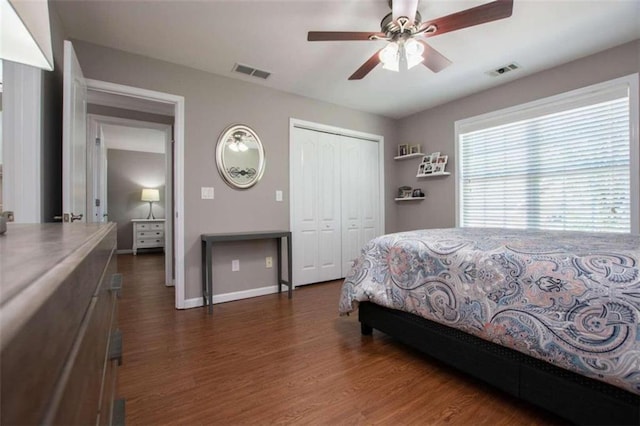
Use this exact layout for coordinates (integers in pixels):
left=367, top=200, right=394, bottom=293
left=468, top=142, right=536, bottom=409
left=135, top=222, right=164, bottom=231
left=136, top=238, right=164, bottom=248
left=136, top=230, right=164, bottom=239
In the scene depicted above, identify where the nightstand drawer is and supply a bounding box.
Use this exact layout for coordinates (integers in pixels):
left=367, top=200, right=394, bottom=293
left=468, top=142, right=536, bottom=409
left=149, top=223, right=164, bottom=230
left=136, top=230, right=164, bottom=239
left=136, top=238, right=164, bottom=248
left=135, top=223, right=151, bottom=231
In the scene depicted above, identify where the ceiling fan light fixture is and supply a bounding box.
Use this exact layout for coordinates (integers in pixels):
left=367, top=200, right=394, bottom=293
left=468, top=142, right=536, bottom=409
left=379, top=42, right=400, bottom=72
left=405, top=38, right=424, bottom=69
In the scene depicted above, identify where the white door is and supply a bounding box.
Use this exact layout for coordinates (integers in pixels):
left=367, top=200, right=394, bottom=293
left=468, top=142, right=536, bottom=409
left=62, top=40, right=88, bottom=223
left=316, top=132, right=342, bottom=282
left=292, top=128, right=342, bottom=286
left=341, top=137, right=380, bottom=276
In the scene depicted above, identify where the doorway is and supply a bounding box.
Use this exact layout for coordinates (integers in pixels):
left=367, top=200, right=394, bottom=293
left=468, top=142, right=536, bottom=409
left=88, top=113, right=174, bottom=286
left=84, top=78, right=186, bottom=309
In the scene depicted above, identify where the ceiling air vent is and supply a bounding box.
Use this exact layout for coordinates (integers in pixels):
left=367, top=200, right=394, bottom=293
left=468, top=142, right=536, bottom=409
left=232, top=63, right=271, bottom=80
left=487, top=62, right=520, bottom=77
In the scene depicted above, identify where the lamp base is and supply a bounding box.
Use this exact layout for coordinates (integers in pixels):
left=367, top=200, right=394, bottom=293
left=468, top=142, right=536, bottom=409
left=147, top=201, right=155, bottom=220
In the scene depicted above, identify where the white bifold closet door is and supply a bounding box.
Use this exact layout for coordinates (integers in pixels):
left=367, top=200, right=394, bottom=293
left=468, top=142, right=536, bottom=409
left=292, top=128, right=343, bottom=285
left=292, top=127, right=380, bottom=286
left=341, top=137, right=380, bottom=276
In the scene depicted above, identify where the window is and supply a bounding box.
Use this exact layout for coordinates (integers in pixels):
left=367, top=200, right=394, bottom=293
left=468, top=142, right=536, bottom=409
left=456, top=75, right=638, bottom=233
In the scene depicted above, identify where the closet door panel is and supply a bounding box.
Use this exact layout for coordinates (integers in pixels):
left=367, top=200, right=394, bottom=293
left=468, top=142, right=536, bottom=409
left=292, top=128, right=320, bottom=285
left=341, top=137, right=363, bottom=275
left=361, top=140, right=380, bottom=247
left=317, top=133, right=342, bottom=281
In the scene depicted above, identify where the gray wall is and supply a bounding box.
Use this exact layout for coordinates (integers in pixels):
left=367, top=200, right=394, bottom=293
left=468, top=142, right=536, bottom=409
left=107, top=149, right=166, bottom=250
left=71, top=40, right=398, bottom=300
left=395, top=40, right=640, bottom=232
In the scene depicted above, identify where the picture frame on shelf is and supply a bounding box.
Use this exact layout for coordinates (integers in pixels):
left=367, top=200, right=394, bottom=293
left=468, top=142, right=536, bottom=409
left=398, top=144, right=409, bottom=156
left=423, top=163, right=434, bottom=174
left=398, top=186, right=412, bottom=198
left=437, top=155, right=448, bottom=164
left=410, top=144, right=421, bottom=154
left=421, top=155, right=430, bottom=164
left=429, top=152, right=440, bottom=163
left=434, top=162, right=446, bottom=173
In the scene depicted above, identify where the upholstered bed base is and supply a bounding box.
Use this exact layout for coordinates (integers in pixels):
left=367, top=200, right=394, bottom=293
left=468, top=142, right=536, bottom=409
left=358, top=302, right=640, bottom=425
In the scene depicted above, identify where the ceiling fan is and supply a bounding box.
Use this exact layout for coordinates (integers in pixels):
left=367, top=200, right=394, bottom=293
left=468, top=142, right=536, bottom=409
left=308, top=0, right=513, bottom=80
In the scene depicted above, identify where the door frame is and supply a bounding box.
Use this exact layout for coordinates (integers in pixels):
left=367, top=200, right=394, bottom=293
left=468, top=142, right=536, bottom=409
left=87, top=114, right=174, bottom=287
left=86, top=78, right=186, bottom=309
left=288, top=118, right=385, bottom=286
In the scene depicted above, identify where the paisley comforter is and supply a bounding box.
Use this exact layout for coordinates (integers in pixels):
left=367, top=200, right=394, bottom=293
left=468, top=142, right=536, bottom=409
left=339, top=228, right=640, bottom=395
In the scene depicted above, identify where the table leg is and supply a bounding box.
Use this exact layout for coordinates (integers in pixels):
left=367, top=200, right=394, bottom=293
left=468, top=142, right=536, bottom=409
left=277, top=238, right=282, bottom=294
left=287, top=233, right=292, bottom=299
left=201, top=240, right=206, bottom=305
left=206, top=241, right=213, bottom=314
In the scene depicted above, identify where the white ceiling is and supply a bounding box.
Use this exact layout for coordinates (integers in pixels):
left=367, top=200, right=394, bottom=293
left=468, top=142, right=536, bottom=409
left=101, top=123, right=166, bottom=154
left=52, top=0, right=640, bottom=119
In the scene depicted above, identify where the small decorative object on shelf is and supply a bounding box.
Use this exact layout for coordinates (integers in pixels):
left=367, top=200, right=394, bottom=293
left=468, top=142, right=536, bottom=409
left=398, top=186, right=412, bottom=198
left=417, top=152, right=450, bottom=177
left=398, top=144, right=409, bottom=157
left=410, top=144, right=421, bottom=154
left=412, top=188, right=424, bottom=198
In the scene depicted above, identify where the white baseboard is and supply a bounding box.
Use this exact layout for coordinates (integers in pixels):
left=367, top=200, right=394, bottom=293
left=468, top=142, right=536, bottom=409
left=181, top=285, right=286, bottom=309
left=116, top=249, right=133, bottom=254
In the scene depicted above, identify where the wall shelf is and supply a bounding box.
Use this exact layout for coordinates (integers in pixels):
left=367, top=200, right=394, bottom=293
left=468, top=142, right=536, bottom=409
left=417, top=172, right=450, bottom=178
left=395, top=197, right=426, bottom=201
left=394, top=153, right=425, bottom=161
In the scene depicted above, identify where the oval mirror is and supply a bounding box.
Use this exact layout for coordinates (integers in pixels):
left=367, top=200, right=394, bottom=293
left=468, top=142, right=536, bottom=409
left=216, top=124, right=266, bottom=189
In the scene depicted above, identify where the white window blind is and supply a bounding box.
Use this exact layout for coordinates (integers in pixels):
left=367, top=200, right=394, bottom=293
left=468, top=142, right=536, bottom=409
left=458, top=85, right=632, bottom=233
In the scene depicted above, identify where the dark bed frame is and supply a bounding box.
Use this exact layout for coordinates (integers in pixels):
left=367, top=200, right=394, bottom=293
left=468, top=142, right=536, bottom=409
left=358, top=302, right=640, bottom=425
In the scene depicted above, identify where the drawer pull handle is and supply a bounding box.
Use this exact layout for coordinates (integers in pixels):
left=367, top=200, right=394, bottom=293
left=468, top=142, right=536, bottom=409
left=110, top=273, right=123, bottom=298
left=109, top=329, right=123, bottom=366
left=112, top=398, right=125, bottom=426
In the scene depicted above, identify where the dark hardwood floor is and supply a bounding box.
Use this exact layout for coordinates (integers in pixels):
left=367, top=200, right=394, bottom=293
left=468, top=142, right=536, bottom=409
left=118, top=254, right=565, bottom=425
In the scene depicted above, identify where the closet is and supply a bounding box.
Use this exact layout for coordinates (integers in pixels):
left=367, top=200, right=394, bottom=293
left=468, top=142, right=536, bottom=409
left=291, top=124, right=382, bottom=286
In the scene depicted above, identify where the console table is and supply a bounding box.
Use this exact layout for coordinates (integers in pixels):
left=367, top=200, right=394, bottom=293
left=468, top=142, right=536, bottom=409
left=200, top=231, right=292, bottom=314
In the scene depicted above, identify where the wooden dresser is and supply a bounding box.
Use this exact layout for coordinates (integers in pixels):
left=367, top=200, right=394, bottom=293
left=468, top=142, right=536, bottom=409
left=0, top=223, right=123, bottom=425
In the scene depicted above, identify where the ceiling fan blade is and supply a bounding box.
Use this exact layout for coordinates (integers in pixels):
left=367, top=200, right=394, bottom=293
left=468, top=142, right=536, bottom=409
left=392, top=0, right=419, bottom=23
left=348, top=50, right=382, bottom=80
left=420, top=0, right=513, bottom=38
left=418, top=40, right=451, bottom=73
left=307, top=31, right=384, bottom=41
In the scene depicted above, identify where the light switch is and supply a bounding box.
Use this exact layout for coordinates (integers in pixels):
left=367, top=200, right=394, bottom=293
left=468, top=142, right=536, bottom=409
left=232, top=259, right=239, bottom=271
left=201, top=187, right=214, bottom=199
left=276, top=190, right=283, bottom=202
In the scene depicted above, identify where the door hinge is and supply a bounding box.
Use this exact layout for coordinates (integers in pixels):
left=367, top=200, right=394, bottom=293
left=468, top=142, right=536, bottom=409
left=95, top=198, right=101, bottom=207
left=95, top=137, right=101, bottom=145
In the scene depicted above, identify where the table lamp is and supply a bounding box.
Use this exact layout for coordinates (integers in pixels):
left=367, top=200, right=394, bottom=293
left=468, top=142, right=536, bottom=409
left=141, top=188, right=160, bottom=219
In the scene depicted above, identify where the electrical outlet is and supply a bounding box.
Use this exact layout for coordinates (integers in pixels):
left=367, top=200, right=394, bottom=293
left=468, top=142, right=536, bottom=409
left=265, top=256, right=273, bottom=268
left=232, top=259, right=239, bottom=271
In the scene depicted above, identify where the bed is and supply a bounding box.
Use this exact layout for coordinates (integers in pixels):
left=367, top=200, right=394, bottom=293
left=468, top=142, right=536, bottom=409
left=339, top=228, right=640, bottom=425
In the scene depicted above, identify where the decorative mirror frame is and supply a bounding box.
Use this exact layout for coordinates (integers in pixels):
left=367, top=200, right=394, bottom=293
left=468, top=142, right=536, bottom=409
left=215, top=124, right=266, bottom=189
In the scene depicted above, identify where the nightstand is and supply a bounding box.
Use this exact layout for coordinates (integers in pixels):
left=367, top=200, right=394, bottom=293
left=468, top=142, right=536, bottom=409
left=132, top=219, right=165, bottom=255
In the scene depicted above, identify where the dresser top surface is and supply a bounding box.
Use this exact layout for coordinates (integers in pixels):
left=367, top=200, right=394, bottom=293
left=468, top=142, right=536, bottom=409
left=131, top=219, right=165, bottom=223
left=0, top=223, right=115, bottom=306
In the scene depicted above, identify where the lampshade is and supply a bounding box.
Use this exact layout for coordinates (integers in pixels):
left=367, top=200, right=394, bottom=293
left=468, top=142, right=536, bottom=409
left=1, top=0, right=54, bottom=70
left=141, top=188, right=160, bottom=202
left=379, top=39, right=424, bottom=72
